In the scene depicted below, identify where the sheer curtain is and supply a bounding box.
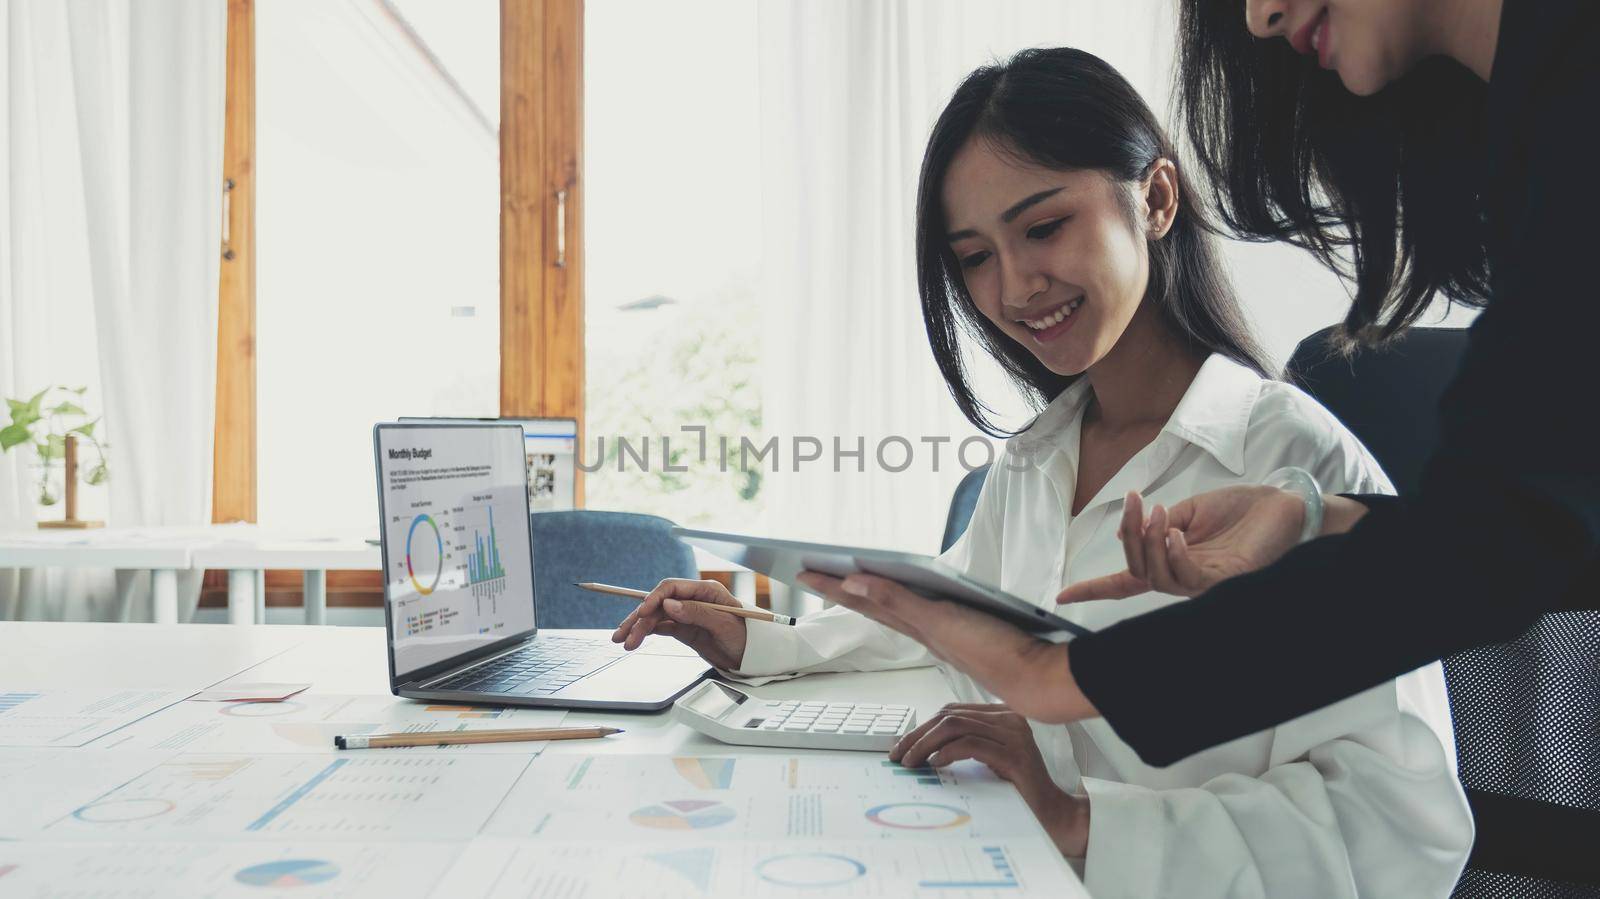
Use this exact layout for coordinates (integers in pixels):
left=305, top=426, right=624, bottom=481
left=756, top=0, right=1177, bottom=556
left=0, top=0, right=225, bottom=620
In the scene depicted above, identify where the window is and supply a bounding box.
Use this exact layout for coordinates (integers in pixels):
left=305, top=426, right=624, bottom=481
left=582, top=0, right=764, bottom=528
left=255, top=0, right=501, bottom=530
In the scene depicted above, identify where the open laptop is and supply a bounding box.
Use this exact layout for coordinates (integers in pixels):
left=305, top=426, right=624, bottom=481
left=373, top=421, right=709, bottom=711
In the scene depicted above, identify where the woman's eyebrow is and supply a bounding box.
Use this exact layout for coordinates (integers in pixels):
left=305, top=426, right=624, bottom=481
left=946, top=186, right=1069, bottom=242
left=1001, top=187, right=1066, bottom=223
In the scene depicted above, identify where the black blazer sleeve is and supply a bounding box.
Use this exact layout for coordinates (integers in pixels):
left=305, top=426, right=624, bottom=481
left=1066, top=0, right=1600, bottom=767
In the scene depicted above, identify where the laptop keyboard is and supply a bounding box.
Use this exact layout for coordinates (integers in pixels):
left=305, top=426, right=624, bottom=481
left=429, top=637, right=627, bottom=697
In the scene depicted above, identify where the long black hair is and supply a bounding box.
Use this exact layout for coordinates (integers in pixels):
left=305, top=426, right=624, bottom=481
left=1176, top=0, right=1491, bottom=345
left=917, top=47, right=1271, bottom=437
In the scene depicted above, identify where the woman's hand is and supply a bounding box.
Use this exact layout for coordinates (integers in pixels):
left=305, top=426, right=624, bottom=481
left=1055, top=486, right=1307, bottom=603
left=795, top=571, right=1097, bottom=724
left=609, top=578, right=748, bottom=670
left=892, top=703, right=1090, bottom=858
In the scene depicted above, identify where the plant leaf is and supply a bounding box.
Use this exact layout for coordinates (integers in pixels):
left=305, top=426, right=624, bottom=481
left=25, top=387, right=48, bottom=417
left=49, top=402, right=87, bottom=417
left=38, top=434, right=65, bottom=460
left=85, top=462, right=109, bottom=485
left=71, top=386, right=88, bottom=394
left=0, top=423, right=30, bottom=451
left=71, top=421, right=97, bottom=438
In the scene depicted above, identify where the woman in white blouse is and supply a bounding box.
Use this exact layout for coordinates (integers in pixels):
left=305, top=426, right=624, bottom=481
left=613, top=48, right=1472, bottom=898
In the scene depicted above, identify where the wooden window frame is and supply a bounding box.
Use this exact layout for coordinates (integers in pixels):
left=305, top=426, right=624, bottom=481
left=206, top=0, right=585, bottom=609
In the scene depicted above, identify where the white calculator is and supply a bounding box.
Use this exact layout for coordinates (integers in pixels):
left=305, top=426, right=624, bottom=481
left=673, top=680, right=918, bottom=751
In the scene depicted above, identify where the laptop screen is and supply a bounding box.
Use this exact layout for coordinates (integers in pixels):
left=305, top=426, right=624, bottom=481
left=376, top=423, right=537, bottom=679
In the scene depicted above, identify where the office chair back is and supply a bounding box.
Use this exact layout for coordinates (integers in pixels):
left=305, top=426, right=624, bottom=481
left=941, top=465, right=992, bottom=553
left=528, top=510, right=700, bottom=629
left=1288, top=325, right=1600, bottom=894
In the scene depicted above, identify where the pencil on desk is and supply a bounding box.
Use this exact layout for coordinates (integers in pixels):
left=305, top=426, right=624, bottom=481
left=575, top=581, right=797, bottom=626
left=334, top=725, right=622, bottom=750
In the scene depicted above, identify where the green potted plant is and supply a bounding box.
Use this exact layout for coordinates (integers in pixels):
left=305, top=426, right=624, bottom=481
left=0, top=386, right=108, bottom=528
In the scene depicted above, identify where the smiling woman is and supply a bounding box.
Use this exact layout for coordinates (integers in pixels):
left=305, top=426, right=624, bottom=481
left=914, top=47, right=1270, bottom=439
left=615, top=47, right=1474, bottom=896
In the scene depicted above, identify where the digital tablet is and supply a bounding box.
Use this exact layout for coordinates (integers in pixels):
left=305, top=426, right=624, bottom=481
left=672, top=527, right=1092, bottom=638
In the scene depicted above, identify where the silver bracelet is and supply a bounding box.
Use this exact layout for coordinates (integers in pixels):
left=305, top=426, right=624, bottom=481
left=1264, top=467, right=1324, bottom=544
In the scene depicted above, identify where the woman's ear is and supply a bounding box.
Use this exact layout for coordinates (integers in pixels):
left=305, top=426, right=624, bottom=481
left=1142, top=158, right=1179, bottom=240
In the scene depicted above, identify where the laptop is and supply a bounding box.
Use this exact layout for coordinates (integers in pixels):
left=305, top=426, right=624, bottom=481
left=373, top=421, right=709, bottom=711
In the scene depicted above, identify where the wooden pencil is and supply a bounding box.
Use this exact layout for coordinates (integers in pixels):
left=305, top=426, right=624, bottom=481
left=574, top=581, right=797, bottom=626
left=334, top=725, right=622, bottom=750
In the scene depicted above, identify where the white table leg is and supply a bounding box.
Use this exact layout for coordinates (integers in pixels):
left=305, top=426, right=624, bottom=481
left=732, top=570, right=758, bottom=607
left=114, top=570, right=139, bottom=621
left=255, top=570, right=266, bottom=623
left=151, top=569, right=178, bottom=624
left=303, top=569, right=326, bottom=626
left=227, top=569, right=256, bottom=625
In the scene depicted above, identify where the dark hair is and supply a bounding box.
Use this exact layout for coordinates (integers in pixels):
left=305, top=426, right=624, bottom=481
left=917, top=47, right=1272, bottom=436
left=1176, top=0, right=1491, bottom=345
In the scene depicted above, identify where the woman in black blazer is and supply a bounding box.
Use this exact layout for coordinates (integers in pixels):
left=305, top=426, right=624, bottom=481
left=803, top=0, right=1596, bottom=767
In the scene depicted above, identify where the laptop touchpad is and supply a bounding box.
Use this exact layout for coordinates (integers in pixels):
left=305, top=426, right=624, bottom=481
left=564, top=655, right=708, bottom=703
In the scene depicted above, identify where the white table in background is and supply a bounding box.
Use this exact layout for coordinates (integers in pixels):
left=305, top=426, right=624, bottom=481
left=0, top=526, right=761, bottom=627
left=0, top=528, right=204, bottom=624
left=189, top=530, right=380, bottom=626
left=194, top=532, right=756, bottom=627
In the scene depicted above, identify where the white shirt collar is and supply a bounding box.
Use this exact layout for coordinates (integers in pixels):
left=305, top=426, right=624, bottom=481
left=1006, top=353, right=1263, bottom=477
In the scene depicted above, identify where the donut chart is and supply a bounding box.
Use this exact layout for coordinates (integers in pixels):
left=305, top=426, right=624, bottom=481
left=864, top=802, right=971, bottom=830
left=756, top=853, right=867, bottom=887
left=405, top=514, right=444, bottom=596
left=72, top=797, right=176, bottom=823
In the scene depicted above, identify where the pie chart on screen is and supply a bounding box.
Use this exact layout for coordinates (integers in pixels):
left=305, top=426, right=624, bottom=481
left=233, top=859, right=341, bottom=888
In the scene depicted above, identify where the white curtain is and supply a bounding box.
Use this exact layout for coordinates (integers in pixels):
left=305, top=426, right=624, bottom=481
left=0, top=0, right=225, bottom=620
left=756, top=0, right=1176, bottom=555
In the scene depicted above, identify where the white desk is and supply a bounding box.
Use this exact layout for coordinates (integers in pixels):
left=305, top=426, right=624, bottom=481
left=0, top=527, right=217, bottom=624
left=0, top=621, right=1089, bottom=896
left=190, top=529, right=380, bottom=626
left=1, top=526, right=759, bottom=627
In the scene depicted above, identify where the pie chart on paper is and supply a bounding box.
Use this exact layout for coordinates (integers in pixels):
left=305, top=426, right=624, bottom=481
left=629, top=799, right=737, bottom=830
left=233, top=859, right=341, bottom=888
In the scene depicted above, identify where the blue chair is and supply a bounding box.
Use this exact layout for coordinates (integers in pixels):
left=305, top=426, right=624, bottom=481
left=940, top=465, right=991, bottom=552
left=528, top=511, right=699, bottom=629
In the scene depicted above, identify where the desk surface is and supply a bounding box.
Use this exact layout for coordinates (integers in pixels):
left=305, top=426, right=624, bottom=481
left=0, top=622, right=1088, bottom=896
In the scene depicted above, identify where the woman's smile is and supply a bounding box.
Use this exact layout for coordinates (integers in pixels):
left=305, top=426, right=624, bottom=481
left=1019, top=296, right=1086, bottom=343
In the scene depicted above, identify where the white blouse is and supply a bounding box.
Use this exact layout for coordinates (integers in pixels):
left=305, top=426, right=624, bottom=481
left=732, top=354, right=1473, bottom=899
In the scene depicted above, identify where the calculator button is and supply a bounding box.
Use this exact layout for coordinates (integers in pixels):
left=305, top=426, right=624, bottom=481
left=811, top=722, right=840, bottom=732
left=761, top=721, right=783, bottom=730
left=841, top=724, right=871, bottom=734
left=885, top=705, right=910, bottom=713
left=854, top=704, right=882, bottom=711
left=800, top=702, right=826, bottom=710
left=871, top=725, right=899, bottom=734
left=744, top=719, right=764, bottom=728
